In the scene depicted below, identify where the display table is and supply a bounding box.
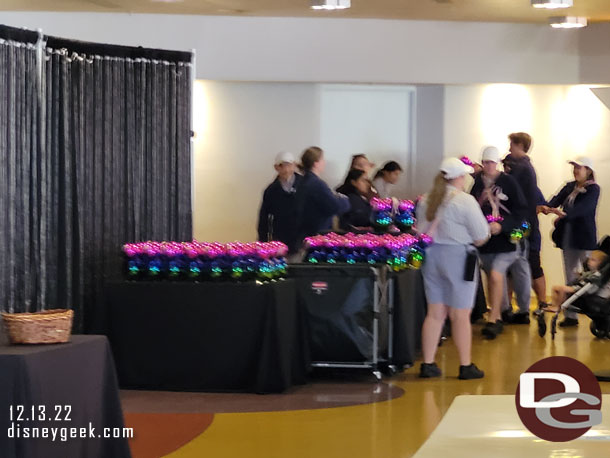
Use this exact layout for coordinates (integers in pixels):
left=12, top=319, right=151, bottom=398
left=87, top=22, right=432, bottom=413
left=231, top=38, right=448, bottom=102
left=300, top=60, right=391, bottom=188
left=393, top=268, right=428, bottom=367
left=0, top=333, right=131, bottom=458
left=104, top=279, right=308, bottom=394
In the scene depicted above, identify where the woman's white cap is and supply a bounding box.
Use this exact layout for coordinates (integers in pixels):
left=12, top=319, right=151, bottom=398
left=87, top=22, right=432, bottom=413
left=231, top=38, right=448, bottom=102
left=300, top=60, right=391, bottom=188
left=569, top=156, right=594, bottom=171
left=440, top=157, right=474, bottom=179
left=481, top=146, right=501, bottom=163
left=275, top=151, right=295, bottom=165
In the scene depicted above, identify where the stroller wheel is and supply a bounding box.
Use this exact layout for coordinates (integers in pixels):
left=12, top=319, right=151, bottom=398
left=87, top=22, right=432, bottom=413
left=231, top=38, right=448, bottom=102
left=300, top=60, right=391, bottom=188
left=537, top=313, right=547, bottom=338
left=589, top=321, right=607, bottom=339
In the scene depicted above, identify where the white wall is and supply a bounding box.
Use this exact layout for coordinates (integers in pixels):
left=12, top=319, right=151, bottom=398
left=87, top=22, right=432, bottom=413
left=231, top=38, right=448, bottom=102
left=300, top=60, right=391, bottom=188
left=444, top=84, right=610, bottom=287
left=192, top=81, right=318, bottom=243
left=319, top=84, right=414, bottom=196
left=192, top=81, right=416, bottom=243
left=0, top=12, right=587, bottom=84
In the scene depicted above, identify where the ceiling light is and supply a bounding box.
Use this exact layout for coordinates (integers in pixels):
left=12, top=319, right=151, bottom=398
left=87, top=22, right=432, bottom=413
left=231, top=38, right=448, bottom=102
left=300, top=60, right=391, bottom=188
left=549, top=16, right=588, bottom=28
left=311, top=0, right=351, bottom=11
left=531, top=0, right=573, bottom=9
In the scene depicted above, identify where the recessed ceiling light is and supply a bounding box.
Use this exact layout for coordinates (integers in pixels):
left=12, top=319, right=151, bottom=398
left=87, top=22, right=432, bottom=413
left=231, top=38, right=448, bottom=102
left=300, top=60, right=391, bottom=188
left=549, top=16, right=588, bottom=28
left=311, top=0, right=351, bottom=11
left=531, top=0, right=573, bottom=9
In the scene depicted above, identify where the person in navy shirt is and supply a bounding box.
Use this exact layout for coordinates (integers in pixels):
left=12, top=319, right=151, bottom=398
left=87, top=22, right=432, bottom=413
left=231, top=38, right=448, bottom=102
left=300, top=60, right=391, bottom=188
left=257, top=152, right=303, bottom=254
left=501, top=132, right=548, bottom=321
left=470, top=146, right=529, bottom=340
left=337, top=169, right=373, bottom=231
left=295, top=146, right=350, bottom=242
left=541, top=156, right=600, bottom=327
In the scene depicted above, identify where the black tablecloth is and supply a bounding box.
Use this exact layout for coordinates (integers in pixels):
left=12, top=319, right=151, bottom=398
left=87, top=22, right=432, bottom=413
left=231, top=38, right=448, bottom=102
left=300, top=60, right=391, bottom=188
left=392, top=269, right=428, bottom=367
left=0, top=333, right=131, bottom=458
left=104, top=279, right=308, bottom=394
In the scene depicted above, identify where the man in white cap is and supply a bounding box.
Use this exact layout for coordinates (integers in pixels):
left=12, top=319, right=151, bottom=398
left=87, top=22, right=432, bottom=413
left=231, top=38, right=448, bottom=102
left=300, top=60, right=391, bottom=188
left=470, top=146, right=529, bottom=339
left=257, top=152, right=302, bottom=255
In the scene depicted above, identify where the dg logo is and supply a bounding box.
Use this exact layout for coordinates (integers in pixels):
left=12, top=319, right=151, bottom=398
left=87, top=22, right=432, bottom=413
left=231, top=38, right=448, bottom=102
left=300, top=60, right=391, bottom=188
left=515, top=356, right=602, bottom=442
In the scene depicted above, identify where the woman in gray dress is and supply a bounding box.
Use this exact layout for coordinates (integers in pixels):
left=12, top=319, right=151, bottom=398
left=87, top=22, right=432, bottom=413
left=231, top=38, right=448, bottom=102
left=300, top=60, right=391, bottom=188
left=416, top=157, right=490, bottom=380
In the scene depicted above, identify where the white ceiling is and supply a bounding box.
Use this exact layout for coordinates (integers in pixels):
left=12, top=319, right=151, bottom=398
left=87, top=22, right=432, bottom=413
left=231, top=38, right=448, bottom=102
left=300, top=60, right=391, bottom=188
left=1, top=0, right=609, bottom=23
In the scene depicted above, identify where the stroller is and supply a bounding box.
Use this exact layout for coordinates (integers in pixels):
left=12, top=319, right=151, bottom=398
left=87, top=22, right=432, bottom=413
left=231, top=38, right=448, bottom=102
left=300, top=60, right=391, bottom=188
left=537, top=236, right=610, bottom=340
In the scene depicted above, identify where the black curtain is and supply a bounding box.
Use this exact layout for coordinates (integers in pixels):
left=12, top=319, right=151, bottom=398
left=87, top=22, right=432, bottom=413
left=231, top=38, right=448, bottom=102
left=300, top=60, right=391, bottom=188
left=0, top=27, right=42, bottom=316
left=0, top=25, right=193, bottom=331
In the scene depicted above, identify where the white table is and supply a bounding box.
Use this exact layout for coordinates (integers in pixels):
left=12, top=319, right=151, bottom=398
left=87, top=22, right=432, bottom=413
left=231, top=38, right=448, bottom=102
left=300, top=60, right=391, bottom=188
left=414, top=395, right=610, bottom=458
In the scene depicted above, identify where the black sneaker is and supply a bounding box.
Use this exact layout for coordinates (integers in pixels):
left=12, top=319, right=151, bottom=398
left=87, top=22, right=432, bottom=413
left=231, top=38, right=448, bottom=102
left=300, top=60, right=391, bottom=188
left=511, top=312, right=530, bottom=325
left=495, top=319, right=504, bottom=334
left=559, top=317, right=579, bottom=328
left=482, top=320, right=503, bottom=339
left=459, top=363, right=485, bottom=380
left=419, top=362, right=442, bottom=378
left=501, top=310, right=514, bottom=324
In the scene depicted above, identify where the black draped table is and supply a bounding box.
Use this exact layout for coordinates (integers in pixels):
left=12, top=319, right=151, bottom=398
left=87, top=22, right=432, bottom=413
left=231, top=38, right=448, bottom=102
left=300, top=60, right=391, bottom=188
left=104, top=279, right=308, bottom=394
left=392, top=269, right=428, bottom=367
left=0, top=332, right=131, bottom=458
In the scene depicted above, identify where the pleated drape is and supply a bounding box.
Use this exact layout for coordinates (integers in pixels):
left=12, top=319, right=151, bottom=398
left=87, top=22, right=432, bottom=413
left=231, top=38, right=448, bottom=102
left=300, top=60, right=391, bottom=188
left=0, top=25, right=193, bottom=331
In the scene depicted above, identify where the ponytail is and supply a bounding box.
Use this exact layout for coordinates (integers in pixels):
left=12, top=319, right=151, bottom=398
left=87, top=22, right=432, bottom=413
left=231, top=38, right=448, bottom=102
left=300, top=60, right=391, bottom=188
left=426, top=172, right=449, bottom=221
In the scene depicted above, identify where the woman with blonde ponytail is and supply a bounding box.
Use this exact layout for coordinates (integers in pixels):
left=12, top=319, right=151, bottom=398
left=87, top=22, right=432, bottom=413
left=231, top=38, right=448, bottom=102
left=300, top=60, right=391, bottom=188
left=416, top=157, right=490, bottom=380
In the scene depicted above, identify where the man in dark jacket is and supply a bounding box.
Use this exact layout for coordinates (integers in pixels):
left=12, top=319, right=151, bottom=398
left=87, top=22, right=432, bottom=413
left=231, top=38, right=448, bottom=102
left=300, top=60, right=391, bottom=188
left=471, top=146, right=529, bottom=339
left=503, top=132, right=549, bottom=316
left=257, top=152, right=302, bottom=254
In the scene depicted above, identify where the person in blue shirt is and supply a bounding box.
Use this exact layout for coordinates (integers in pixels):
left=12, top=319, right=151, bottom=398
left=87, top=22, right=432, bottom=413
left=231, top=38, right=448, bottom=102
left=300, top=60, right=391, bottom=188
left=295, top=146, right=350, bottom=242
left=541, top=156, right=600, bottom=327
left=257, top=152, right=303, bottom=254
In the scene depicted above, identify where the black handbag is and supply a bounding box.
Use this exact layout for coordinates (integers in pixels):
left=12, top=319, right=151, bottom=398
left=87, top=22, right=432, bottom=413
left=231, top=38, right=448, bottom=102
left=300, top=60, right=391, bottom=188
left=464, top=247, right=478, bottom=282
left=552, top=218, right=566, bottom=247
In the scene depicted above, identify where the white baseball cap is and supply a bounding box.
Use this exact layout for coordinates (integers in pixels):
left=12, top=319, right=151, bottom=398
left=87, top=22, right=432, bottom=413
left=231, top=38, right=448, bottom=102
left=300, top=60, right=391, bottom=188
left=569, top=156, right=594, bottom=171
left=275, top=151, right=295, bottom=165
left=481, top=146, right=501, bottom=163
left=440, top=157, right=474, bottom=179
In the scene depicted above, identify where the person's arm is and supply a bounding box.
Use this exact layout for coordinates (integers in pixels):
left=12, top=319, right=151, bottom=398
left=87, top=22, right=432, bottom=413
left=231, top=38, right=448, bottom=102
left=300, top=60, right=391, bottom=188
left=462, top=196, right=491, bottom=246
left=313, top=178, right=351, bottom=218
left=562, top=184, right=600, bottom=220
left=547, top=184, right=571, bottom=208
left=257, top=188, right=271, bottom=241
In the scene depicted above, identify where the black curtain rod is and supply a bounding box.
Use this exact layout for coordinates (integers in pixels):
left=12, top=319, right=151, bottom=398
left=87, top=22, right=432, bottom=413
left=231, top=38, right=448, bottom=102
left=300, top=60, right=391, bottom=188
left=0, top=24, right=39, bottom=44
left=45, top=36, right=192, bottom=64
left=1, top=23, right=192, bottom=63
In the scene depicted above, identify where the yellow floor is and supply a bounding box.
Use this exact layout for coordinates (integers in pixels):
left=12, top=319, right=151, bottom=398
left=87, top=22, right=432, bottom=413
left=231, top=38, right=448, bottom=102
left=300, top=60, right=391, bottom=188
left=165, top=320, right=610, bottom=458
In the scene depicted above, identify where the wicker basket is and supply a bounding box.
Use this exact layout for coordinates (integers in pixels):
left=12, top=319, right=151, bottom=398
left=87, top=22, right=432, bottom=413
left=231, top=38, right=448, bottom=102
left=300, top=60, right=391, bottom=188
left=1, top=309, right=73, bottom=344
